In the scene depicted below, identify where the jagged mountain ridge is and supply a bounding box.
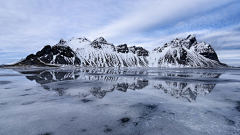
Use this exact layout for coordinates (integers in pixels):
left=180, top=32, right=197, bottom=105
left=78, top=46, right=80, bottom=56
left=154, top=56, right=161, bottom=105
left=149, top=35, right=227, bottom=68
left=9, top=35, right=228, bottom=68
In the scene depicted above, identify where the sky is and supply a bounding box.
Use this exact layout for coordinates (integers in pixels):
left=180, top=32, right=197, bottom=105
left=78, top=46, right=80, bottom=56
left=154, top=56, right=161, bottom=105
left=0, top=0, right=240, bottom=66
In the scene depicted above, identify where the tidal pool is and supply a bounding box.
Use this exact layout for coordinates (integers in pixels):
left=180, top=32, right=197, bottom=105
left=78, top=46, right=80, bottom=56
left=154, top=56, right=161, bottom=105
left=0, top=67, right=240, bottom=135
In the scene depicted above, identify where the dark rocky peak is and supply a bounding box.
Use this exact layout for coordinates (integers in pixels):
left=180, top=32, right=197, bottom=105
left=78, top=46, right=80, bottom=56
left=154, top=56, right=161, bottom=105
left=185, top=34, right=197, bottom=48
left=90, top=37, right=106, bottom=49
left=186, top=34, right=197, bottom=43
left=116, top=44, right=129, bottom=53
left=93, top=37, right=107, bottom=44
left=58, top=38, right=68, bottom=44
left=90, top=37, right=115, bottom=50
left=129, top=46, right=149, bottom=56
left=36, top=45, right=51, bottom=57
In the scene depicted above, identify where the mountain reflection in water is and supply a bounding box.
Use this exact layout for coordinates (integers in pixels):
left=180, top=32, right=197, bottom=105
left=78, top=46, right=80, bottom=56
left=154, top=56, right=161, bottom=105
left=17, top=68, right=221, bottom=102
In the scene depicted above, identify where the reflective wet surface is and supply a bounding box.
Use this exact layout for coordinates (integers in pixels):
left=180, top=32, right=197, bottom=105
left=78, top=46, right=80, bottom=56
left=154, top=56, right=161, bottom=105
left=0, top=67, right=240, bottom=135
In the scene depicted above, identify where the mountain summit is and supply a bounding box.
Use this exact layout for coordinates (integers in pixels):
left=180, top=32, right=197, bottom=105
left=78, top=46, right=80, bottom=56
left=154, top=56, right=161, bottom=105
left=4, top=35, right=228, bottom=68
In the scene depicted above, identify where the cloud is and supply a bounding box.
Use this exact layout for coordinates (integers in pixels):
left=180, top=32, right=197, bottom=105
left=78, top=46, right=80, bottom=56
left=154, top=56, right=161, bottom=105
left=87, top=0, right=235, bottom=39
left=216, top=50, right=240, bottom=66
left=1, top=1, right=139, bottom=51
left=0, top=0, right=239, bottom=66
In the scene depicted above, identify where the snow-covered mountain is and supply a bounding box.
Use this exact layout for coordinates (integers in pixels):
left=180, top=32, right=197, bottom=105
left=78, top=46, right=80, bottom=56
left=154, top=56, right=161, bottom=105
left=7, top=35, right=229, bottom=68
left=149, top=35, right=227, bottom=68
left=75, top=37, right=148, bottom=67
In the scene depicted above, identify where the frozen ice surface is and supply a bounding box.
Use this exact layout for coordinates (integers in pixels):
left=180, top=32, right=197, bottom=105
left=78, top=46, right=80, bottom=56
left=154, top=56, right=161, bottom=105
left=0, top=67, right=240, bottom=135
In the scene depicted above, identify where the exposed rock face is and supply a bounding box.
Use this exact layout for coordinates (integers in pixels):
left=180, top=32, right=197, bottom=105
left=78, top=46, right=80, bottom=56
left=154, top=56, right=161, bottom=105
left=129, top=46, right=149, bottom=56
left=7, top=35, right=229, bottom=68
left=116, top=44, right=129, bottom=53
left=116, top=44, right=149, bottom=56
left=91, top=37, right=107, bottom=49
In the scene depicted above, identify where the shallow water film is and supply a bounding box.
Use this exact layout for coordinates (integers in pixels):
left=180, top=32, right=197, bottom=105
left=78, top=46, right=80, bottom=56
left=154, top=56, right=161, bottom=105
left=0, top=67, right=240, bottom=135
